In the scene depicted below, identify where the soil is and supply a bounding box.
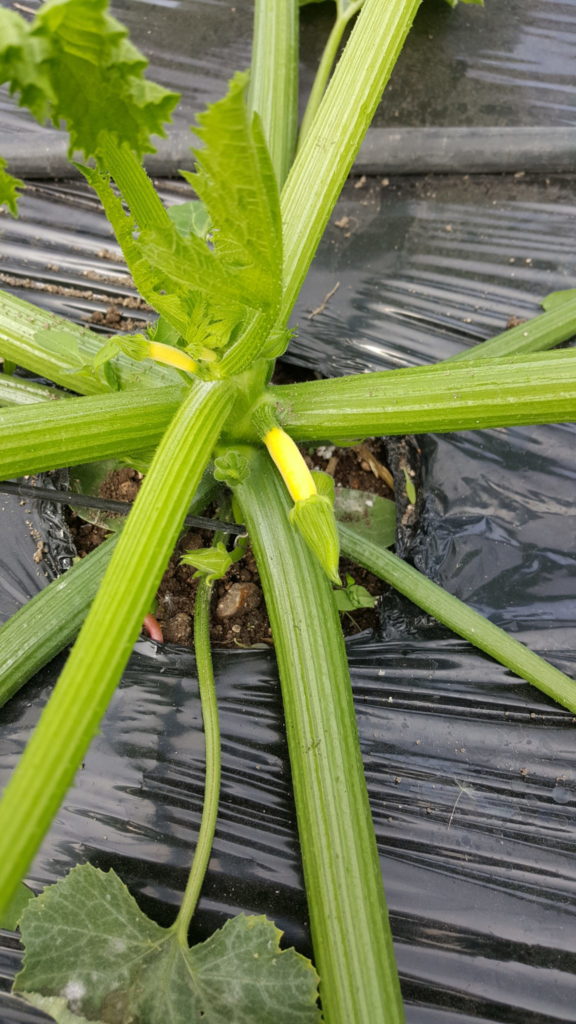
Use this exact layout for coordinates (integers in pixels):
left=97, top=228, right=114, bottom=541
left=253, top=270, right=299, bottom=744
left=66, top=440, right=396, bottom=649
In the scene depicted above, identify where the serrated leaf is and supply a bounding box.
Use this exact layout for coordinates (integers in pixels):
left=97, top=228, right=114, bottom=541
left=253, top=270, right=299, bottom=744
left=334, top=489, right=396, bottom=550
left=183, top=71, right=282, bottom=312
left=0, top=157, right=25, bottom=216
left=0, top=0, right=178, bottom=158
left=15, top=864, right=320, bottom=1024
left=79, top=163, right=254, bottom=356
left=147, top=316, right=183, bottom=346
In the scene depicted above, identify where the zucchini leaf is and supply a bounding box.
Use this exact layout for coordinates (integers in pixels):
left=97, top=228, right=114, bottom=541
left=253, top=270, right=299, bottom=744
left=0, top=0, right=178, bottom=160
left=183, top=71, right=282, bottom=313
left=334, top=574, right=375, bottom=612
left=15, top=864, right=321, bottom=1024
left=0, top=157, right=24, bottom=216
left=78, top=164, right=244, bottom=358
left=81, top=73, right=282, bottom=364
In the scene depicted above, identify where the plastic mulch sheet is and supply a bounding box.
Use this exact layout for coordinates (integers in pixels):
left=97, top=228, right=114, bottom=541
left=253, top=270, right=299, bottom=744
left=0, top=166, right=575, bottom=1022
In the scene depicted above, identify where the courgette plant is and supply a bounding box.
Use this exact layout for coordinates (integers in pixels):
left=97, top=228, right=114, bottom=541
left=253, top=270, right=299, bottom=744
left=0, top=0, right=575, bottom=1021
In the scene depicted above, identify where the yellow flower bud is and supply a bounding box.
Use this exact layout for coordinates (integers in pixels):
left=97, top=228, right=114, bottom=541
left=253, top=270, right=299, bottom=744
left=147, top=341, right=198, bottom=374
left=263, top=427, right=317, bottom=503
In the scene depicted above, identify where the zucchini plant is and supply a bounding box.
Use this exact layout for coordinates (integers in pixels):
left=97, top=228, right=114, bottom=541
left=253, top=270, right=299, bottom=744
left=0, top=0, right=575, bottom=1021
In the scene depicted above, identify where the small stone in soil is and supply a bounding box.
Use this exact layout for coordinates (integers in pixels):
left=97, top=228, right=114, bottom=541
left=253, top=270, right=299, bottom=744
left=216, top=582, right=261, bottom=620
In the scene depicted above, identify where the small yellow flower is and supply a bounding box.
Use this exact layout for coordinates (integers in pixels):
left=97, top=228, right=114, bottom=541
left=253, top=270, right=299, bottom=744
left=261, top=423, right=340, bottom=583
left=147, top=341, right=198, bottom=374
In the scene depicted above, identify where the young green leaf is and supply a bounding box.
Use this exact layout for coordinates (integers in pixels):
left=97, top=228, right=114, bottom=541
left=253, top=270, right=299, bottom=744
left=334, top=575, right=375, bottom=612
left=213, top=450, right=251, bottom=486
left=0, top=288, right=179, bottom=395
left=0, top=157, right=24, bottom=216
left=0, top=0, right=178, bottom=159
left=78, top=163, right=259, bottom=363
left=35, top=329, right=120, bottom=390
left=181, top=537, right=248, bottom=583
left=185, top=71, right=282, bottom=312
left=15, top=864, right=320, bottom=1024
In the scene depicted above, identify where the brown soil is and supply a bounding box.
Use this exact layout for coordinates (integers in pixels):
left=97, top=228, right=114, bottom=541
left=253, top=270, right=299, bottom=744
left=66, top=441, right=395, bottom=649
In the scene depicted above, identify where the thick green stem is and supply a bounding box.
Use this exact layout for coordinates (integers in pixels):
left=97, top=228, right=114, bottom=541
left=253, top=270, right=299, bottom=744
left=248, top=0, right=298, bottom=186
left=0, top=380, right=232, bottom=916
left=235, top=451, right=404, bottom=1024
left=445, top=295, right=576, bottom=363
left=298, top=2, right=363, bottom=147
left=280, top=0, right=421, bottom=324
left=0, top=374, right=67, bottom=406
left=0, top=386, right=181, bottom=477
left=263, top=349, right=576, bottom=443
left=173, top=577, right=221, bottom=946
left=0, top=474, right=219, bottom=708
left=339, top=525, right=576, bottom=713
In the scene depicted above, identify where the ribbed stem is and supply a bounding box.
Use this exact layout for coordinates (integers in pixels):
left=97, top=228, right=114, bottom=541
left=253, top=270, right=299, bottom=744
left=0, top=289, right=176, bottom=394
left=265, top=350, right=576, bottom=443
left=280, top=0, right=421, bottom=323
left=248, top=0, right=298, bottom=186
left=298, top=2, right=363, bottom=147
left=0, top=380, right=232, bottom=916
left=235, top=451, right=404, bottom=1024
left=0, top=386, right=181, bottom=477
left=0, top=374, right=67, bottom=406
left=0, top=534, right=118, bottom=709
left=339, top=525, right=576, bottom=713
left=445, top=295, right=576, bottom=363
left=0, top=474, right=219, bottom=708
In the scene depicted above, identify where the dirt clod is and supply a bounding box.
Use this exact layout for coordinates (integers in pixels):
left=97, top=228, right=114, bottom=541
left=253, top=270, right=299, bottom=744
left=164, top=612, right=193, bottom=645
